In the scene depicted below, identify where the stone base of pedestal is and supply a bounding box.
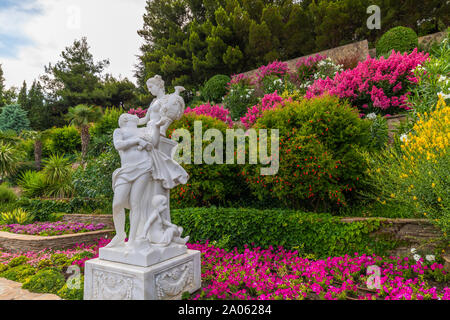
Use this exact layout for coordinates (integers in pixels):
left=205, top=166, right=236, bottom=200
left=99, top=241, right=187, bottom=267
left=83, top=250, right=201, bottom=300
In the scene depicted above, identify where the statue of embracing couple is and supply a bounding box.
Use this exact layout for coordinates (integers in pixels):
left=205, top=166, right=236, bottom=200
left=105, top=75, right=189, bottom=251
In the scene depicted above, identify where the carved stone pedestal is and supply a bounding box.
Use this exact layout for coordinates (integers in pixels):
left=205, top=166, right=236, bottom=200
left=83, top=250, right=201, bottom=300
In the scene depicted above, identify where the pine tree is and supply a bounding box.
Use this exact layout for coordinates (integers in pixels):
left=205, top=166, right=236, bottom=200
left=17, top=81, right=29, bottom=110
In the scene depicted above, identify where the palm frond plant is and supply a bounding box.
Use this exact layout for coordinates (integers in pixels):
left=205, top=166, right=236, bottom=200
left=65, top=104, right=103, bottom=162
left=0, top=141, right=24, bottom=182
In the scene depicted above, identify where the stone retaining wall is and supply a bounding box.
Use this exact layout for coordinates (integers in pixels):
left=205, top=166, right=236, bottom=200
left=61, top=214, right=114, bottom=229
left=341, top=217, right=445, bottom=257
left=0, top=229, right=114, bottom=253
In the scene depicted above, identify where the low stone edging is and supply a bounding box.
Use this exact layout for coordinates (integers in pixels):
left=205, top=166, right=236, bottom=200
left=0, top=229, right=114, bottom=253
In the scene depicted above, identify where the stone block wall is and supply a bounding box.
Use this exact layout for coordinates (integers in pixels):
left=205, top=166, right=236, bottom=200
left=61, top=214, right=114, bottom=229
left=341, top=217, right=445, bottom=257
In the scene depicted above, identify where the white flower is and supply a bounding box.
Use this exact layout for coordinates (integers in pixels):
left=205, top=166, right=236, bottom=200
left=411, top=248, right=417, bottom=254
left=400, top=134, right=408, bottom=143
left=413, top=254, right=421, bottom=262
left=425, top=255, right=435, bottom=262
left=366, top=113, right=377, bottom=120
left=437, top=92, right=450, bottom=100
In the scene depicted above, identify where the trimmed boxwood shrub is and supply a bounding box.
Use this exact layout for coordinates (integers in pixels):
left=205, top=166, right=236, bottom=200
left=171, top=208, right=397, bottom=259
left=243, top=95, right=372, bottom=212
left=202, top=74, right=231, bottom=103
left=44, top=125, right=81, bottom=156
left=376, top=26, right=418, bottom=57
left=22, top=268, right=66, bottom=294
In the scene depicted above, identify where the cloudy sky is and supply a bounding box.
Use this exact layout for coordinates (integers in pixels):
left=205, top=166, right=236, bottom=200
left=0, top=0, right=147, bottom=89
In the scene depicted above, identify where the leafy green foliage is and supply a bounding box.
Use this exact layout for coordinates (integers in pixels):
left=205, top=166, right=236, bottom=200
left=22, top=268, right=66, bottom=294
left=222, top=84, right=257, bottom=120
left=376, top=26, right=418, bottom=57
left=244, top=95, right=372, bottom=212
left=168, top=113, right=251, bottom=207
left=0, top=184, right=17, bottom=203
left=0, top=208, right=34, bottom=225
left=57, top=275, right=84, bottom=300
left=172, top=207, right=397, bottom=258
left=44, top=126, right=81, bottom=156
left=0, top=141, right=24, bottom=179
left=18, top=171, right=48, bottom=198
left=0, top=264, right=37, bottom=283
left=201, top=74, right=231, bottom=103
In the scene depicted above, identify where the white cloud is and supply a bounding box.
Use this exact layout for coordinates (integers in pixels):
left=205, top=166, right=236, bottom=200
left=0, top=0, right=147, bottom=88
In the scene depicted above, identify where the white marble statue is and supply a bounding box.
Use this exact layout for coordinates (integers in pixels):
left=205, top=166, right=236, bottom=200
left=102, top=75, right=189, bottom=263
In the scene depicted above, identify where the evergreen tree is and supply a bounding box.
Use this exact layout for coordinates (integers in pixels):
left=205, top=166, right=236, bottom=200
left=17, top=81, right=29, bottom=110
left=0, top=104, right=31, bottom=133
left=0, top=64, right=5, bottom=108
left=28, top=80, right=51, bottom=130
left=41, top=37, right=109, bottom=125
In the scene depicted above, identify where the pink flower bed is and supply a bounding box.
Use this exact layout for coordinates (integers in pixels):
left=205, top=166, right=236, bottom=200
left=1, top=239, right=448, bottom=300
left=0, top=222, right=106, bottom=236
left=306, top=49, right=429, bottom=116
left=189, top=242, right=449, bottom=300
left=185, top=103, right=233, bottom=127
left=240, top=91, right=291, bottom=129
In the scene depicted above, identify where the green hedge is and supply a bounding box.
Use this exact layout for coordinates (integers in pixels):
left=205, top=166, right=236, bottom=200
left=172, top=208, right=399, bottom=258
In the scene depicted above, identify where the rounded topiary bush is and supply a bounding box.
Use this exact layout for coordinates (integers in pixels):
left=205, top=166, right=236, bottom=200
left=376, top=26, right=418, bottom=57
left=202, top=74, right=231, bottom=103
left=242, top=95, right=372, bottom=212
left=22, top=268, right=65, bottom=294
left=167, top=113, right=252, bottom=207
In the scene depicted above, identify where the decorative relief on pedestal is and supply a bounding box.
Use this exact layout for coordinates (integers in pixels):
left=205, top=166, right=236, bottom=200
left=93, top=269, right=133, bottom=300
left=155, top=261, right=193, bottom=299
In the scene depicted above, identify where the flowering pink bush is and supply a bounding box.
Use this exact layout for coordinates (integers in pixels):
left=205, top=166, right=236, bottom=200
left=255, top=60, right=289, bottom=83
left=128, top=107, right=147, bottom=118
left=0, top=222, right=106, bottom=236
left=306, top=49, right=429, bottom=116
left=228, top=73, right=253, bottom=87
left=240, top=91, right=291, bottom=129
left=185, top=103, right=233, bottom=127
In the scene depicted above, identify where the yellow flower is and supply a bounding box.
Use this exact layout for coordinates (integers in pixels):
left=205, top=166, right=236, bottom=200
left=390, top=193, right=395, bottom=198
left=413, top=196, right=417, bottom=201
left=432, top=183, right=435, bottom=188
left=438, top=197, right=442, bottom=202
left=423, top=212, right=427, bottom=216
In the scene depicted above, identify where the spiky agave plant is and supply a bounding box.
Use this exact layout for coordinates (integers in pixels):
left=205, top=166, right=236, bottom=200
left=42, top=154, right=74, bottom=198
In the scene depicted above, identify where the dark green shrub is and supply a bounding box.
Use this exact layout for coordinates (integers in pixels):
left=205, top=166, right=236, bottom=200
left=44, top=126, right=81, bottom=156
left=22, top=268, right=66, bottom=294
left=57, top=275, right=84, bottom=300
left=0, top=264, right=36, bottom=283
left=168, top=113, right=252, bottom=207
left=376, top=26, right=418, bottom=57
left=50, top=253, right=71, bottom=267
left=172, top=207, right=397, bottom=258
left=202, top=75, right=231, bottom=103
left=0, top=184, right=17, bottom=203
left=15, top=198, right=73, bottom=221
left=243, top=95, right=372, bottom=212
